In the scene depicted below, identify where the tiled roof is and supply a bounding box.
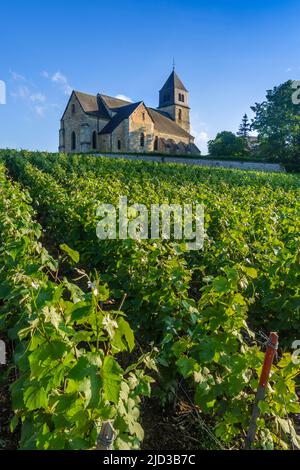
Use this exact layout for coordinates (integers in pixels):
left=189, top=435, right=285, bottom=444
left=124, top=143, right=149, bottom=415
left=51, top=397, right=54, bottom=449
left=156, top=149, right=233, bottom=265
left=100, top=94, right=132, bottom=109
left=74, top=91, right=98, bottom=113
left=148, top=108, right=191, bottom=138
left=159, top=71, right=188, bottom=92
left=74, top=91, right=132, bottom=119
left=99, top=102, right=142, bottom=134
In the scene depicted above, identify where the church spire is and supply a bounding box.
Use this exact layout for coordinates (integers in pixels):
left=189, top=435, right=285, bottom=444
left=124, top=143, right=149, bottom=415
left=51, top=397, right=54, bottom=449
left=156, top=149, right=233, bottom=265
left=159, top=69, right=188, bottom=96
left=157, top=68, right=190, bottom=133
left=158, top=69, right=188, bottom=108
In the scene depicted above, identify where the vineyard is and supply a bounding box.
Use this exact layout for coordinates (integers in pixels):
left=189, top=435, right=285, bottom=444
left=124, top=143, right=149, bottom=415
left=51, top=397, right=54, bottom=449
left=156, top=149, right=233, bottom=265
left=0, top=149, right=299, bottom=450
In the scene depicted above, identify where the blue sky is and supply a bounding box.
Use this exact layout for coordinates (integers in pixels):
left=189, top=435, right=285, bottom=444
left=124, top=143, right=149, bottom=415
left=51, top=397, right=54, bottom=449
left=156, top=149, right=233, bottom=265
left=0, top=0, right=299, bottom=153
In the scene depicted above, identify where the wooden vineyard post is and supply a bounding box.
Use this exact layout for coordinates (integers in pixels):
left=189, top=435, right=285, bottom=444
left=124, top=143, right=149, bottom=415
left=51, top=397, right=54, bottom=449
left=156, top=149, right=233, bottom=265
left=245, top=332, right=279, bottom=450
left=97, top=421, right=115, bottom=450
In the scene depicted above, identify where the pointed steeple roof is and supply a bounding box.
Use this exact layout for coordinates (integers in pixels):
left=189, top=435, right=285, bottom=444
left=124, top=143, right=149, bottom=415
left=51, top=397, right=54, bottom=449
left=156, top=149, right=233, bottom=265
left=159, top=70, right=188, bottom=92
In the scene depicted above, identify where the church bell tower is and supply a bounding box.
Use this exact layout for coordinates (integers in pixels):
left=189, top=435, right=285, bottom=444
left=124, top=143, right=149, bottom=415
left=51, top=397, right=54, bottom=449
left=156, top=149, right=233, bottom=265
left=157, top=68, right=190, bottom=133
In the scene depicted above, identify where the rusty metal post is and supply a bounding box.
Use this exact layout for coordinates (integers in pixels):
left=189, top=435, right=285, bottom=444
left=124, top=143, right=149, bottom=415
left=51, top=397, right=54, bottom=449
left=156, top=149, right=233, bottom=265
left=245, top=332, right=278, bottom=449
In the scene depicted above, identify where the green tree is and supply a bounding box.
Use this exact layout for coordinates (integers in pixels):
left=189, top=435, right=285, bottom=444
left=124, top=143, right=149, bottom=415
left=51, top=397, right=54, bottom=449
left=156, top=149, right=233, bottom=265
left=237, top=114, right=251, bottom=137
left=208, top=131, right=248, bottom=157
left=251, top=80, right=300, bottom=165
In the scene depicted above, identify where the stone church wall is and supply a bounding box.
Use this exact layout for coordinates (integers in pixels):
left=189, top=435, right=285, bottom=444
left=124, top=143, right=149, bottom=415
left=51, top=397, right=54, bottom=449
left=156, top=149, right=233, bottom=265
left=155, top=130, right=191, bottom=154
left=60, top=93, right=108, bottom=153
left=111, top=119, right=129, bottom=153
left=128, top=105, right=154, bottom=152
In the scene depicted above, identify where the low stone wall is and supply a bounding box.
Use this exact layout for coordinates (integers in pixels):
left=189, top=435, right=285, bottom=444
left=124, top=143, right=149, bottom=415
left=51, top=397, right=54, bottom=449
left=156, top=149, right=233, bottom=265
left=94, top=153, right=284, bottom=173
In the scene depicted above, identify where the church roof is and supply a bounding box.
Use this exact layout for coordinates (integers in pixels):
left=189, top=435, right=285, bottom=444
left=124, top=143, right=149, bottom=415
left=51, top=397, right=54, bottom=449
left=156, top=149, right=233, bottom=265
left=159, top=70, right=188, bottom=92
left=100, top=94, right=132, bottom=109
left=148, top=108, right=191, bottom=138
left=73, top=91, right=98, bottom=113
left=99, top=101, right=143, bottom=134
left=71, top=89, right=193, bottom=139
left=73, top=91, right=131, bottom=116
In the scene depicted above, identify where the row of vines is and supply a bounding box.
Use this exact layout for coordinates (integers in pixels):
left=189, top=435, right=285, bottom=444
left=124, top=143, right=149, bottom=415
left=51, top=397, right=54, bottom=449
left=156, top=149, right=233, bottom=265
left=0, top=160, right=155, bottom=449
left=0, top=150, right=299, bottom=449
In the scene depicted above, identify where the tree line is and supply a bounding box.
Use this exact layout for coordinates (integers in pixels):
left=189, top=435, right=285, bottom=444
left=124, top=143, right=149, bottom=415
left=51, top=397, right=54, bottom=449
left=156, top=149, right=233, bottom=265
left=207, top=80, right=300, bottom=171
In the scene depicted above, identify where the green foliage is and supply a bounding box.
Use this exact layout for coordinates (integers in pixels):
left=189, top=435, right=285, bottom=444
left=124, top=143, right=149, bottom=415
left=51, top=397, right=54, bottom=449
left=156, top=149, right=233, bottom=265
left=208, top=131, right=249, bottom=157
left=60, top=243, right=80, bottom=263
left=251, top=80, right=300, bottom=166
left=0, top=162, right=155, bottom=449
left=1, top=150, right=300, bottom=450
left=237, top=114, right=251, bottom=138
left=159, top=264, right=300, bottom=448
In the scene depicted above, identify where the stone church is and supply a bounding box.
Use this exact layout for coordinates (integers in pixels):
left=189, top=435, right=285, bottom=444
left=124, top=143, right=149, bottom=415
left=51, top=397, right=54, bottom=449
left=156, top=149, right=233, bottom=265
left=59, top=69, right=200, bottom=155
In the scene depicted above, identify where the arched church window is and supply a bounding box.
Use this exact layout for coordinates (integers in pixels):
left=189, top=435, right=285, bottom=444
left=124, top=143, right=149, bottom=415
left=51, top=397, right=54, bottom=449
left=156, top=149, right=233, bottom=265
left=140, top=133, right=145, bottom=147
left=72, top=103, right=76, bottom=114
left=154, top=136, right=158, bottom=151
left=71, top=131, right=76, bottom=150
left=178, top=109, right=182, bottom=121
left=92, top=131, right=97, bottom=149
left=118, top=140, right=121, bottom=150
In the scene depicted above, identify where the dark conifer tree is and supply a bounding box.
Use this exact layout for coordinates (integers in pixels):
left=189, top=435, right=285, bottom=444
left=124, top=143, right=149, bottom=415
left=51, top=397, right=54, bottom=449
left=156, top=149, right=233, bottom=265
left=237, top=113, right=251, bottom=137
